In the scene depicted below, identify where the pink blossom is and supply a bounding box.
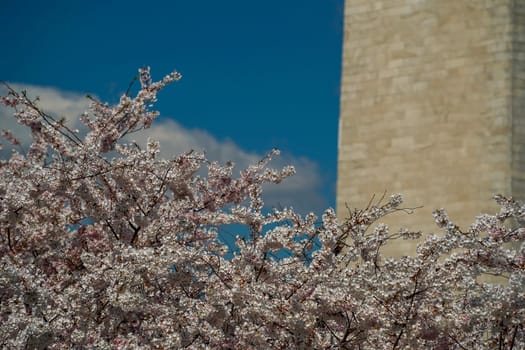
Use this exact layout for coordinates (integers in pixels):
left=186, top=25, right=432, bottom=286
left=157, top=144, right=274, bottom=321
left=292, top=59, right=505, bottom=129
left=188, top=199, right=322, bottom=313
left=1, top=68, right=524, bottom=349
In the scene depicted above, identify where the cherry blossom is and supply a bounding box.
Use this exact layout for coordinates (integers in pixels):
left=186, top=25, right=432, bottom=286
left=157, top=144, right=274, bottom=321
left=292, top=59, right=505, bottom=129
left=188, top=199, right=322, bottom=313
left=1, top=68, right=524, bottom=349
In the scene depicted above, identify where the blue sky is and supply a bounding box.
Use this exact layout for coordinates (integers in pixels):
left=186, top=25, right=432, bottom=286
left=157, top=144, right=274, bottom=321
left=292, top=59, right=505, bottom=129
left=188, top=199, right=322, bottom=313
left=0, top=0, right=344, bottom=215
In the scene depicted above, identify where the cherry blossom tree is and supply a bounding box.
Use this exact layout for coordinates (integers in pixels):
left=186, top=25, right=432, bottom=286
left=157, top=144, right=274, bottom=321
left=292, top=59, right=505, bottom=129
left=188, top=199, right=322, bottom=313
left=1, top=68, right=524, bottom=349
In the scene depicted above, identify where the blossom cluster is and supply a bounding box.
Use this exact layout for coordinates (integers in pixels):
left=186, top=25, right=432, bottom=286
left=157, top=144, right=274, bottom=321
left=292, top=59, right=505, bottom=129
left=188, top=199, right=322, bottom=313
left=1, top=68, right=524, bottom=349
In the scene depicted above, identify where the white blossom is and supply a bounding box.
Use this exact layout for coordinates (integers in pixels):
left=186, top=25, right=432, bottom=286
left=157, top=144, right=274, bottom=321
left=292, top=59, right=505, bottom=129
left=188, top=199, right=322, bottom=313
left=1, top=68, right=524, bottom=349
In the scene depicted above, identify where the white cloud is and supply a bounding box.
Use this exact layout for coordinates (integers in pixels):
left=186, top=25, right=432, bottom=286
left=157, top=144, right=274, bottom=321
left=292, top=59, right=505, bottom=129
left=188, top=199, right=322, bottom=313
left=0, top=83, right=326, bottom=214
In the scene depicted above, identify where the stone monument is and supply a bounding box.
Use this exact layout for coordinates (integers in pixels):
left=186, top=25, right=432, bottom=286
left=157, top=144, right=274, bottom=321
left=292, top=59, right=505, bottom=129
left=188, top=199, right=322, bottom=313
left=337, top=0, right=525, bottom=255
